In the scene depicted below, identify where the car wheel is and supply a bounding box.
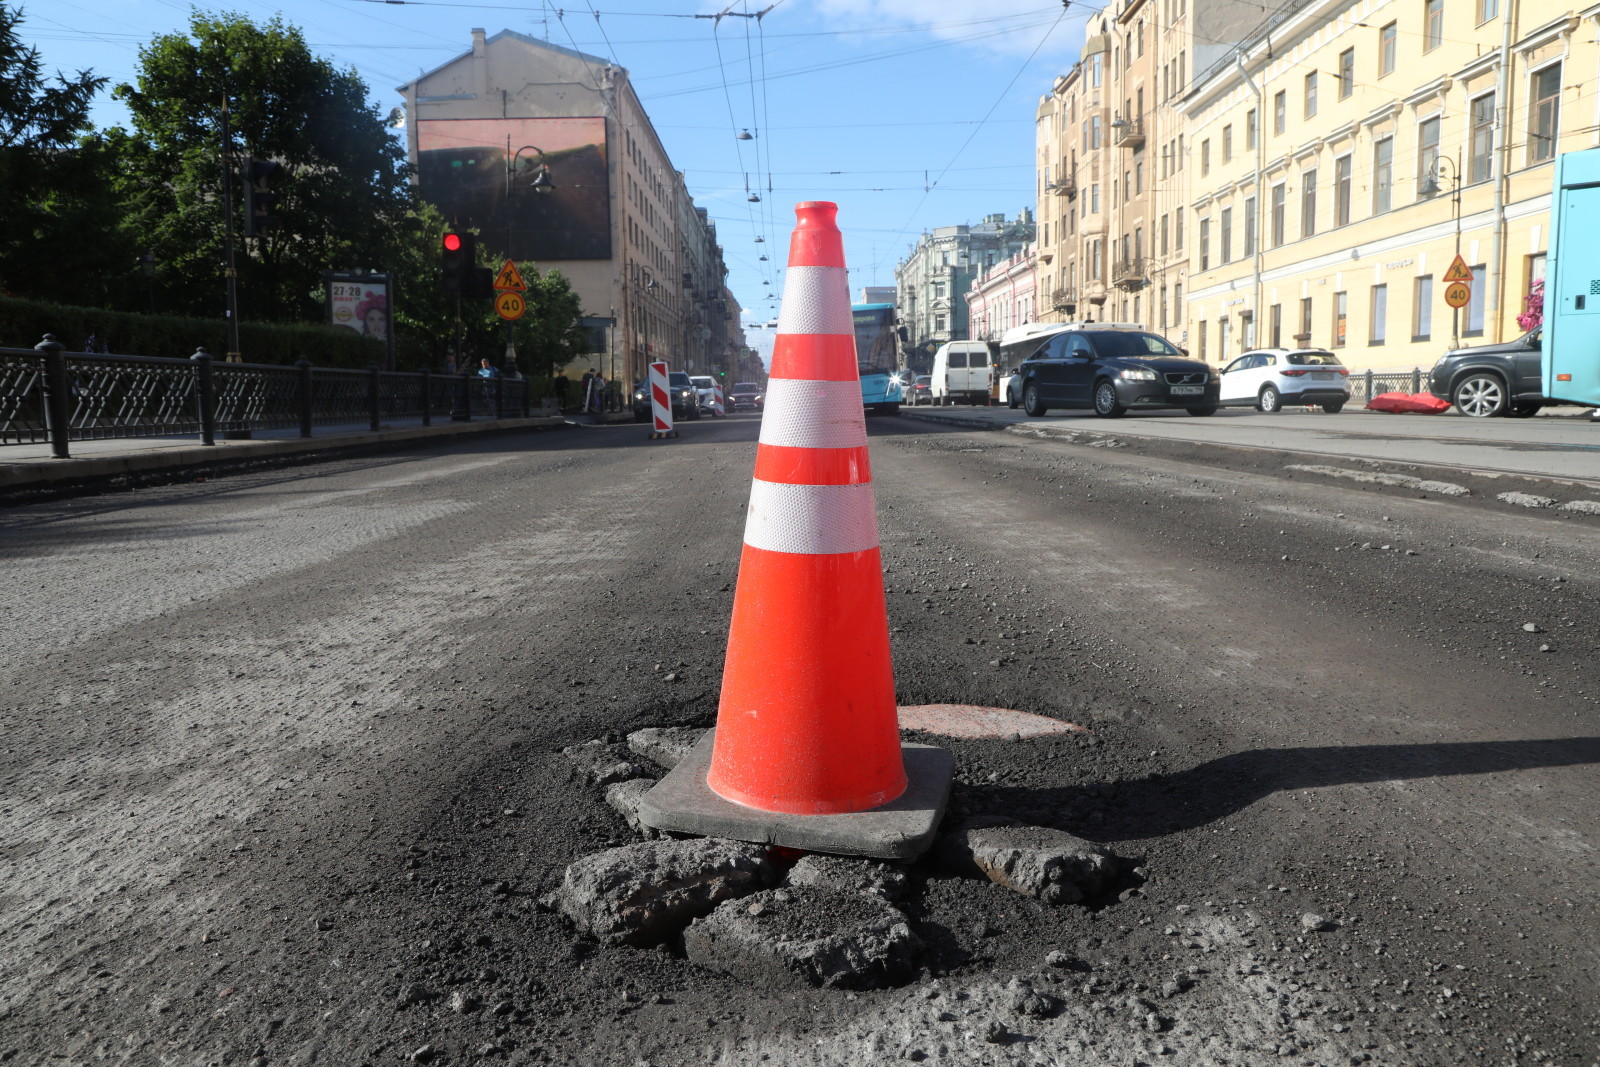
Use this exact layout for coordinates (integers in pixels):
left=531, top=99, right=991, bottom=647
left=1507, top=403, right=1541, bottom=418
left=1093, top=379, right=1126, bottom=418
left=1007, top=387, right=1020, bottom=410
left=1258, top=384, right=1282, bottom=413
left=1454, top=373, right=1508, bottom=417
left=1186, top=405, right=1217, bottom=416
left=1022, top=381, right=1048, bottom=417
left=1322, top=400, right=1345, bottom=414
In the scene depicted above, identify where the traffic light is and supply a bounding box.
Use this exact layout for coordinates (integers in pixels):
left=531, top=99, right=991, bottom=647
left=243, top=158, right=282, bottom=236
left=466, top=265, right=495, bottom=299
left=441, top=230, right=475, bottom=295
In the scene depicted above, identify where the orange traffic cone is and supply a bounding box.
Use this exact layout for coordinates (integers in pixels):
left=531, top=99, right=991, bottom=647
left=706, top=201, right=905, bottom=815
left=638, top=202, right=951, bottom=859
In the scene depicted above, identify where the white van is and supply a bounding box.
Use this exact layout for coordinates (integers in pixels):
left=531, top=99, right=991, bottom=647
left=929, top=341, right=995, bottom=405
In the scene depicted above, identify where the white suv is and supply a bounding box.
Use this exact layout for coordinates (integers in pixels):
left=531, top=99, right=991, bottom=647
left=1219, top=348, right=1351, bottom=413
left=689, top=375, right=721, bottom=416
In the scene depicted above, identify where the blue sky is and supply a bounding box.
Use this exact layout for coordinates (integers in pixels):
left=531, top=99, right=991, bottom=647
left=22, top=0, right=1088, bottom=331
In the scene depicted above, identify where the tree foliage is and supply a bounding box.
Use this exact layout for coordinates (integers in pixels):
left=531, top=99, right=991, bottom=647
left=110, top=11, right=413, bottom=325
left=0, top=3, right=108, bottom=296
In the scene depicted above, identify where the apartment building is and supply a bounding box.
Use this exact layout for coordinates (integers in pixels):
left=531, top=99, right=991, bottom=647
left=396, top=29, right=733, bottom=385
left=895, top=211, right=1036, bottom=367
left=1183, top=0, right=1589, bottom=370
left=1035, top=0, right=1282, bottom=338
left=966, top=244, right=1039, bottom=343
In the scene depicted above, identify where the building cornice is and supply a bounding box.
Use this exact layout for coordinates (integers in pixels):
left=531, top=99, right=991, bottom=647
left=1323, top=121, right=1358, bottom=148
left=1516, top=15, right=1580, bottom=54
left=1292, top=139, right=1322, bottom=163
left=1455, top=50, right=1502, bottom=83
left=1362, top=101, right=1403, bottom=130
left=1404, top=77, right=1452, bottom=110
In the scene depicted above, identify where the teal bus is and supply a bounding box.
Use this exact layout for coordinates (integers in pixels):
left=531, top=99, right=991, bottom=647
left=852, top=303, right=903, bottom=415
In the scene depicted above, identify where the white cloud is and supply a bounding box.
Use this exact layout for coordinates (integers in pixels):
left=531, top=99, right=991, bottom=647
left=802, top=0, right=1082, bottom=57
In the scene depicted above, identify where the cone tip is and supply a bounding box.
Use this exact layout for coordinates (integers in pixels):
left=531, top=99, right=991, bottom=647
left=794, top=201, right=839, bottom=228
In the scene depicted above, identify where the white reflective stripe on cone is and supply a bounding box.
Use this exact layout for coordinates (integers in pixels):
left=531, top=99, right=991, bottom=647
left=743, top=479, right=880, bottom=555
left=758, top=380, right=869, bottom=450
left=775, top=267, right=852, bottom=336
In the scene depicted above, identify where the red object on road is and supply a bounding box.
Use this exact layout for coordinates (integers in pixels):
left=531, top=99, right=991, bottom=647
left=705, top=201, right=908, bottom=816
left=1366, top=391, right=1451, bottom=414
left=647, top=360, right=675, bottom=439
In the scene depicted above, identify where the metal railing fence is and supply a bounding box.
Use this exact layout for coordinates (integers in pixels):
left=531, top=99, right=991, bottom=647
left=3, top=334, right=532, bottom=459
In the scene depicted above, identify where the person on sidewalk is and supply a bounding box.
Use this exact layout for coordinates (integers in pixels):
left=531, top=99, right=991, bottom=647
left=591, top=372, right=607, bottom=414
left=553, top=371, right=569, bottom=411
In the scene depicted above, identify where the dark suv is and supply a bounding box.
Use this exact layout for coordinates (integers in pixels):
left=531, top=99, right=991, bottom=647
left=631, top=371, right=702, bottom=422
left=1428, top=327, right=1546, bottom=417
left=1017, top=326, right=1220, bottom=418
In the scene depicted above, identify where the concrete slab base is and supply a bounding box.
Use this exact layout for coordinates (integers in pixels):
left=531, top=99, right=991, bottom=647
left=636, top=729, right=953, bottom=862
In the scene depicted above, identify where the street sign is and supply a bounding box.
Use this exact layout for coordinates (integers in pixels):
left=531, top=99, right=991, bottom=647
left=493, top=259, right=527, bottom=292
left=1443, top=255, right=1474, bottom=282
left=1444, top=281, right=1472, bottom=309
left=495, top=290, right=526, bottom=321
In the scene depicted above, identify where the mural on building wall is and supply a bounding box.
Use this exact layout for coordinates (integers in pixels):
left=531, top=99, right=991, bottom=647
left=417, top=117, right=611, bottom=261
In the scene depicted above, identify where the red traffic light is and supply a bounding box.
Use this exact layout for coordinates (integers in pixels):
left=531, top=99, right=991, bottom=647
left=443, top=233, right=462, bottom=252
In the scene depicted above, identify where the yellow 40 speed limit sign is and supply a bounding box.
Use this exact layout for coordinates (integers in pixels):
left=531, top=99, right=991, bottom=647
left=495, top=290, right=526, bottom=321
left=1444, top=281, right=1472, bottom=309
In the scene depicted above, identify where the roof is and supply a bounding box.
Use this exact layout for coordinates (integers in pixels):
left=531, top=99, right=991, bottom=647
left=397, top=29, right=614, bottom=93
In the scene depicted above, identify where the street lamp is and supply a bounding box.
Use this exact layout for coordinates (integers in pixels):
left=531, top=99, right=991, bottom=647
left=507, top=144, right=556, bottom=195
left=1422, top=153, right=1463, bottom=348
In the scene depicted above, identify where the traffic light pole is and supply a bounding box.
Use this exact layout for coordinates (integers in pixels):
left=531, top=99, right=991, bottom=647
left=220, top=95, right=242, bottom=363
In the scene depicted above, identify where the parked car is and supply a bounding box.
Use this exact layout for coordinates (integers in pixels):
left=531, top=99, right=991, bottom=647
left=1002, top=367, right=1022, bottom=408
left=1219, top=348, right=1351, bottom=413
left=728, top=381, right=764, bottom=412
left=909, top=374, right=933, bottom=405
left=1428, top=327, right=1547, bottom=417
left=1015, top=324, right=1219, bottom=418
left=631, top=371, right=701, bottom=422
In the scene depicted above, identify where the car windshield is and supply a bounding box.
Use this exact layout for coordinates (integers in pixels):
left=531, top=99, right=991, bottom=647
left=733, top=382, right=758, bottom=392
left=1285, top=350, right=1342, bottom=366
left=690, top=376, right=714, bottom=388
left=1090, top=331, right=1182, bottom=358
left=669, top=372, right=692, bottom=387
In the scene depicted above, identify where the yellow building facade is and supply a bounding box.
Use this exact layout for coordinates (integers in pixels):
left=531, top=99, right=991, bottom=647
left=1183, top=0, right=1593, bottom=371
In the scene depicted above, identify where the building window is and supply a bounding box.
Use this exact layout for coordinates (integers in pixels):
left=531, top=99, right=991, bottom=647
left=1301, top=168, right=1317, bottom=238
left=1334, top=155, right=1352, bottom=226
left=1299, top=296, right=1313, bottom=342
left=1219, top=319, right=1230, bottom=362
left=1175, top=208, right=1183, bottom=249
left=1161, top=214, right=1169, bottom=255
left=1091, top=183, right=1100, bottom=212
left=1271, top=184, right=1286, bottom=247
left=1304, top=71, right=1318, bottom=119
left=1470, top=93, right=1496, bottom=183
left=1373, top=137, right=1393, bottom=214
left=1530, top=63, right=1562, bottom=164
left=1220, top=207, right=1232, bottom=264
left=1333, top=290, right=1348, bottom=347
left=934, top=314, right=947, bottom=332
left=1370, top=284, right=1388, bottom=344
left=1274, top=90, right=1286, bottom=134
left=1135, top=161, right=1143, bottom=193
left=1339, top=48, right=1354, bottom=98
left=1160, top=286, right=1168, bottom=329
left=1270, top=303, right=1282, bottom=347
left=1478, top=0, right=1498, bottom=22
left=1091, top=53, right=1102, bottom=87
left=1201, top=139, right=1211, bottom=176
left=1200, top=217, right=1211, bottom=270
left=1246, top=108, right=1258, bottom=150
left=1414, top=275, right=1433, bottom=341
left=1243, top=196, right=1256, bottom=256
left=1174, top=282, right=1182, bottom=318
left=1379, top=22, right=1397, bottom=77
left=1417, top=117, right=1441, bottom=200
left=1424, top=0, right=1443, bottom=51
left=1223, top=125, right=1233, bottom=163
left=1466, top=264, right=1487, bottom=334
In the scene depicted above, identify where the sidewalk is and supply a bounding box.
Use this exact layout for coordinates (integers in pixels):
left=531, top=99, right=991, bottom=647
left=0, top=413, right=593, bottom=493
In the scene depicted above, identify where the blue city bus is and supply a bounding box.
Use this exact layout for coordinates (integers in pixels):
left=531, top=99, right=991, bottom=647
left=852, top=303, right=903, bottom=415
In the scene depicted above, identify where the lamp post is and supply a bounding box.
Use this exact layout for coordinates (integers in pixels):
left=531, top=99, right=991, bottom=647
left=1422, top=152, right=1463, bottom=349
left=501, top=143, right=556, bottom=376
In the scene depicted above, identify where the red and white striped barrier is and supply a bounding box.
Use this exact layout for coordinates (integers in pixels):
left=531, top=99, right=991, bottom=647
left=647, top=360, right=676, bottom=439
left=712, top=379, right=726, bottom=417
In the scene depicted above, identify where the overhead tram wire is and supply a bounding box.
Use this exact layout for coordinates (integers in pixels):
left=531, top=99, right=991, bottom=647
left=871, top=0, right=1080, bottom=279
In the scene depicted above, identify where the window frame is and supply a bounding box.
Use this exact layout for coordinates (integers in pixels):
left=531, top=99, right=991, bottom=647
left=1305, top=71, right=1318, bottom=119
left=1300, top=168, right=1318, bottom=239
left=1529, top=62, right=1562, bottom=165
left=1334, top=154, right=1353, bottom=227
left=1379, top=22, right=1397, bottom=77
left=1413, top=275, right=1433, bottom=342
left=1373, top=136, right=1394, bottom=214
left=1338, top=48, right=1354, bottom=99
left=1369, top=284, right=1388, bottom=344
left=1424, top=0, right=1443, bottom=51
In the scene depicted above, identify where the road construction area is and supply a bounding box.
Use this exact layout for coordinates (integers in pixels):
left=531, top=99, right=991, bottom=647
left=2, top=414, right=1597, bottom=1066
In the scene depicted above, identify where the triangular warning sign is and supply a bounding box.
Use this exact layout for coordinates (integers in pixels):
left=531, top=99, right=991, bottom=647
left=493, top=259, right=527, bottom=291
left=1443, top=255, right=1473, bottom=282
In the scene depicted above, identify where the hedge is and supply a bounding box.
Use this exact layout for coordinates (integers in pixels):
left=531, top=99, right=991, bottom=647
left=0, top=295, right=428, bottom=369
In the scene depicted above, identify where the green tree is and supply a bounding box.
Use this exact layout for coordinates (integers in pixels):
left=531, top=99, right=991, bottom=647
left=111, top=11, right=413, bottom=327
left=0, top=3, right=109, bottom=300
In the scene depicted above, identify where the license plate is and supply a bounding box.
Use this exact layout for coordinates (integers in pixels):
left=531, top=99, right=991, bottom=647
left=1311, top=372, right=1334, bottom=379
left=1171, top=384, right=1203, bottom=395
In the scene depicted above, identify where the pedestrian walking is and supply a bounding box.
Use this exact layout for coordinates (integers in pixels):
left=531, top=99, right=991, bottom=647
left=591, top=372, right=607, bottom=414
left=553, top=371, right=569, bottom=411
left=445, top=354, right=458, bottom=376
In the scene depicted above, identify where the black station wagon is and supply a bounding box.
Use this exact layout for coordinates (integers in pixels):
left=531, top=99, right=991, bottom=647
left=1017, top=325, right=1220, bottom=418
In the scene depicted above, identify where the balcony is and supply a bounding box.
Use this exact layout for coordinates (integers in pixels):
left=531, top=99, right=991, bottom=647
left=1051, top=287, right=1078, bottom=312
left=1112, top=258, right=1147, bottom=291
left=1112, top=116, right=1144, bottom=150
